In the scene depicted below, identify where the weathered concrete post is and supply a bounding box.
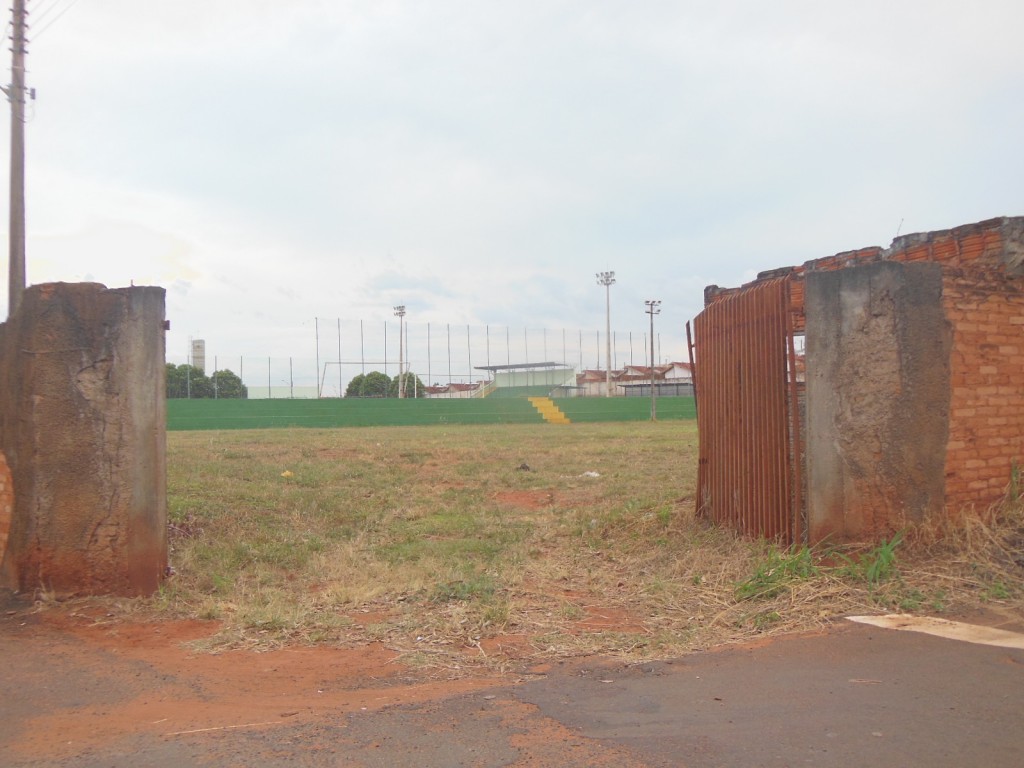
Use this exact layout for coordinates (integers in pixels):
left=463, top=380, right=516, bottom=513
left=0, top=282, right=167, bottom=596
left=804, top=262, right=952, bottom=541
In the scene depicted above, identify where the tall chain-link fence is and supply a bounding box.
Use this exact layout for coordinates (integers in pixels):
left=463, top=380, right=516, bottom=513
left=168, top=321, right=674, bottom=399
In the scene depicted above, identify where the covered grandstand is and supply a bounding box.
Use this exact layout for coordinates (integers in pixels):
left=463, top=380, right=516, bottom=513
left=473, top=362, right=577, bottom=398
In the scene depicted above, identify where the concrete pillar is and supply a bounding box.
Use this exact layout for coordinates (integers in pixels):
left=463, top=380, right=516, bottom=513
left=804, top=262, right=951, bottom=541
left=0, top=282, right=167, bottom=596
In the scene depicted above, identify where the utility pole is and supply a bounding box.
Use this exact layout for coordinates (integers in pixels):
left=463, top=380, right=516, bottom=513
left=596, top=271, right=615, bottom=397
left=645, top=300, right=661, bottom=421
left=5, top=0, right=27, bottom=316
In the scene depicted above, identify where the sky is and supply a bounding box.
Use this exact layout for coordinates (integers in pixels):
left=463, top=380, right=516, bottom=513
left=2, top=0, right=1022, bottom=392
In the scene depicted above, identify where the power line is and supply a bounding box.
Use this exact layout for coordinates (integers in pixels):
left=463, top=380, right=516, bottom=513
left=31, top=0, right=83, bottom=40
left=28, top=0, right=63, bottom=24
left=28, top=0, right=74, bottom=26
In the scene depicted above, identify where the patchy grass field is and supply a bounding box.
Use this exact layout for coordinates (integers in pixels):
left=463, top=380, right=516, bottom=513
left=150, top=423, right=1024, bottom=673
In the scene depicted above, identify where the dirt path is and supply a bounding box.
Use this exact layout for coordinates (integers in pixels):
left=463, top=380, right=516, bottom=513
left=3, top=605, right=1023, bottom=767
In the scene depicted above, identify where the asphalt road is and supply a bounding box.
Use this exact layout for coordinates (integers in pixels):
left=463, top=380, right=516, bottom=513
left=3, top=617, right=1023, bottom=767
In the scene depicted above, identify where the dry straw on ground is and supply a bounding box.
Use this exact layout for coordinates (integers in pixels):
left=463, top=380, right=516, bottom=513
left=61, top=425, right=1024, bottom=674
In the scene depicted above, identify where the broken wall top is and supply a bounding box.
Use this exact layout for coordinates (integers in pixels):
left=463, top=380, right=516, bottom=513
left=702, top=215, right=1024, bottom=332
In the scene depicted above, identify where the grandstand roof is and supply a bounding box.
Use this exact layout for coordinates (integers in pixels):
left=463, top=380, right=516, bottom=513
left=474, top=362, right=573, bottom=372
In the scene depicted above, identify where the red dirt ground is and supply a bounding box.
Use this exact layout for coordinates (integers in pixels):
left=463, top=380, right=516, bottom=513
left=0, top=603, right=651, bottom=767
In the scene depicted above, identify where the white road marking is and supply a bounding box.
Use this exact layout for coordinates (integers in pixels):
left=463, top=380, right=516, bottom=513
left=847, top=614, right=1024, bottom=649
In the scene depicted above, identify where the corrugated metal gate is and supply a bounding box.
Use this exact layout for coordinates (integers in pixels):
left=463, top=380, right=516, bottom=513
left=691, top=278, right=805, bottom=543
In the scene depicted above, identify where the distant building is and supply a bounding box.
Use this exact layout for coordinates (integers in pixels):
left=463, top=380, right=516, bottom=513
left=576, top=362, right=694, bottom=397
left=424, top=381, right=488, bottom=399
left=190, top=339, right=206, bottom=374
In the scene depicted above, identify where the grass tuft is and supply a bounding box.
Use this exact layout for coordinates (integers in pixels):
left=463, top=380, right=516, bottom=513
left=735, top=545, right=818, bottom=601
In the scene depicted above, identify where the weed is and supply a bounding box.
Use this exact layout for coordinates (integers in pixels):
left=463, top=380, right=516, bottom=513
left=559, top=601, right=585, bottom=621
left=897, top=588, right=924, bottom=611
left=753, top=610, right=782, bottom=629
left=984, top=581, right=1012, bottom=601
left=837, top=532, right=903, bottom=586
left=481, top=600, right=511, bottom=630
left=735, top=544, right=818, bottom=601
left=431, top=575, right=496, bottom=603
left=644, top=577, right=668, bottom=594
left=863, top=533, right=903, bottom=584
left=198, top=604, right=222, bottom=621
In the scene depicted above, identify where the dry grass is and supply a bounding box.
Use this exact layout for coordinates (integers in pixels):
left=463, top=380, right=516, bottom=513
left=125, top=425, right=1023, bottom=672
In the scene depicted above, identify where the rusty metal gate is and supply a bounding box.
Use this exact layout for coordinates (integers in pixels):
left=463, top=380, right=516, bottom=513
left=690, top=278, right=804, bottom=543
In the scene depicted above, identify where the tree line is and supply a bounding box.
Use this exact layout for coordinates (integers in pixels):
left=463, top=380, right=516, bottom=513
left=166, top=364, right=248, bottom=399
left=166, top=365, right=431, bottom=399
left=345, top=371, right=426, bottom=398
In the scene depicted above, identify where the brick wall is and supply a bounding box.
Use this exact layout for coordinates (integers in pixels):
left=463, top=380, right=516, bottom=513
left=882, top=218, right=1022, bottom=512
left=699, top=215, right=1023, bottom=539
left=941, top=268, right=1024, bottom=510
left=800, top=217, right=1023, bottom=516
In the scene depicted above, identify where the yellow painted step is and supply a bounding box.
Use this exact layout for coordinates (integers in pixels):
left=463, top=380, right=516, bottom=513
left=527, top=396, right=571, bottom=425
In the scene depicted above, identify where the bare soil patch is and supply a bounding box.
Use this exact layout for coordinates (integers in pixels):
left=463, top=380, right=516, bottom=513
left=2, top=606, right=503, bottom=764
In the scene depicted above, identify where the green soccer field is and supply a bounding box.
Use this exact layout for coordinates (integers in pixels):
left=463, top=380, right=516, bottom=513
left=166, top=396, right=697, bottom=430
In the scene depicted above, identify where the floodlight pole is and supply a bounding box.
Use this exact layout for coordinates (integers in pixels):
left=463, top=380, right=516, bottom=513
left=645, top=300, right=661, bottom=421
left=394, top=305, right=406, bottom=398
left=5, top=0, right=27, bottom=317
left=596, top=271, right=615, bottom=397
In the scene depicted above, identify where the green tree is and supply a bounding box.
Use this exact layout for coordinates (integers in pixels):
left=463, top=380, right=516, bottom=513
left=166, top=363, right=213, bottom=398
left=361, top=371, right=391, bottom=397
left=211, top=369, right=248, bottom=399
left=345, top=373, right=366, bottom=398
left=390, top=371, right=426, bottom=398
left=345, top=371, right=391, bottom=398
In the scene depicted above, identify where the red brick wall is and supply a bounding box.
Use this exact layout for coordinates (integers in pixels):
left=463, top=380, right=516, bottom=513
left=702, top=216, right=1023, bottom=531
left=812, top=218, right=1023, bottom=515
left=941, top=269, right=1024, bottom=511
left=882, top=218, right=1021, bottom=512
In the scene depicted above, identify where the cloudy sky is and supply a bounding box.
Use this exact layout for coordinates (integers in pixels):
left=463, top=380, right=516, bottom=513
left=2, top=1, right=1022, bottom=389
